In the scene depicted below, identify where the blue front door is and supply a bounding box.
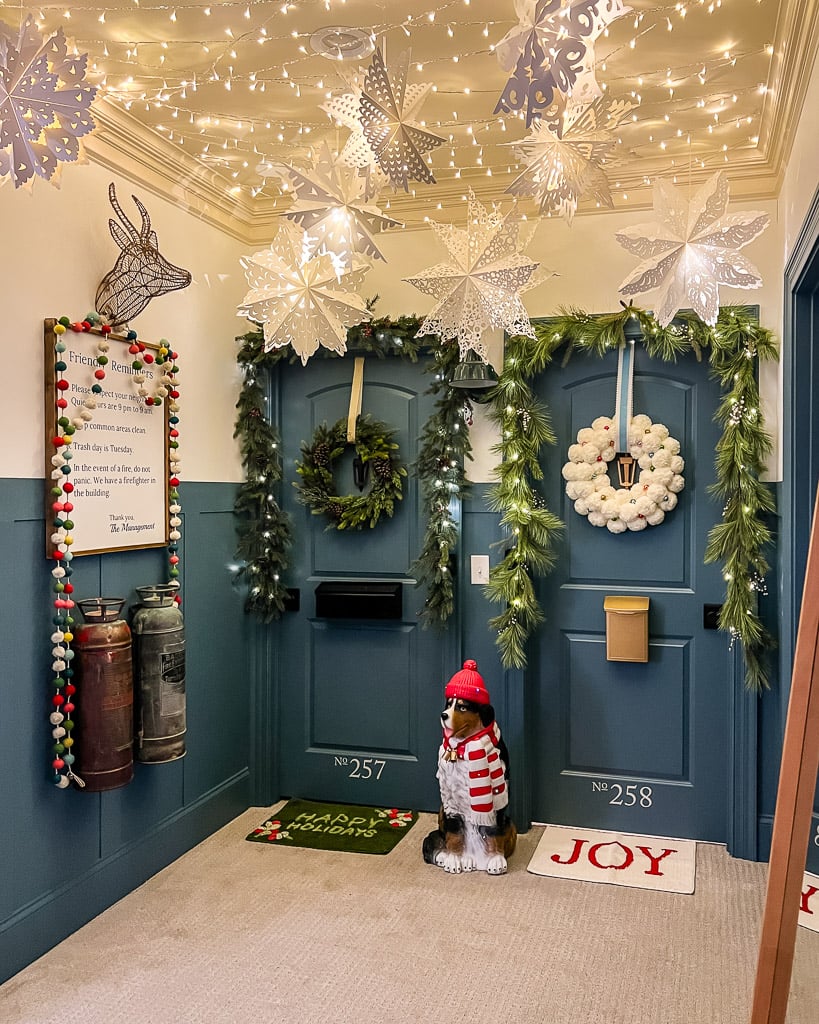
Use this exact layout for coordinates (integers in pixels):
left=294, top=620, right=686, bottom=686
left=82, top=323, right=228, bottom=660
left=273, top=353, right=452, bottom=811
left=532, top=340, right=730, bottom=841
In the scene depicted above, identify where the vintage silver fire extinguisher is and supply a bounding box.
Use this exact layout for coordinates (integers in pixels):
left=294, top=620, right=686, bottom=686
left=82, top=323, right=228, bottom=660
left=131, top=584, right=186, bottom=763
left=74, top=597, right=134, bottom=791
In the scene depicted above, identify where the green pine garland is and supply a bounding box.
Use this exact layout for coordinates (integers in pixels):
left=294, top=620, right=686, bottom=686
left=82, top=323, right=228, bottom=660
left=411, top=339, right=473, bottom=627
left=233, top=362, right=292, bottom=620
left=234, top=315, right=472, bottom=626
left=487, top=304, right=778, bottom=690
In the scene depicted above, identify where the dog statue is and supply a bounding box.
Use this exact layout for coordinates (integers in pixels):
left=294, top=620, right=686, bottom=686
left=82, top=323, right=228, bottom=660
left=423, top=659, right=517, bottom=874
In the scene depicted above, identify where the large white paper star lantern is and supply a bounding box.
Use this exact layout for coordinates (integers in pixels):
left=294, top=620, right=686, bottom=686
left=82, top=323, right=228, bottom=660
left=357, top=48, right=445, bottom=192
left=494, top=0, right=631, bottom=127
left=279, top=142, right=400, bottom=273
left=404, top=190, right=550, bottom=363
left=505, top=98, right=631, bottom=223
left=615, top=171, right=770, bottom=326
left=237, top=224, right=372, bottom=365
left=0, top=15, right=97, bottom=188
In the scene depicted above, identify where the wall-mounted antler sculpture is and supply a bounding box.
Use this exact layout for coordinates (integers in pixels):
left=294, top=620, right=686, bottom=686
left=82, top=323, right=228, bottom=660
left=95, top=183, right=192, bottom=328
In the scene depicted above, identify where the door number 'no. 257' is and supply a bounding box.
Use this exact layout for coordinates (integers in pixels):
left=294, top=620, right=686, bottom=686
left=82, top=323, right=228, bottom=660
left=334, top=756, right=386, bottom=780
left=592, top=780, right=653, bottom=807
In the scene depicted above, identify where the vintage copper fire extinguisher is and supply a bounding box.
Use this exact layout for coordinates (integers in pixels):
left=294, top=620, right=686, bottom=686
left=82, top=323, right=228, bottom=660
left=74, top=598, right=134, bottom=791
left=131, top=584, right=186, bottom=763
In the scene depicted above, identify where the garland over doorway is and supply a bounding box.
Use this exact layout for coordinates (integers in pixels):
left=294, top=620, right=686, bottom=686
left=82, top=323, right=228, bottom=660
left=487, top=304, right=778, bottom=691
left=233, top=315, right=472, bottom=628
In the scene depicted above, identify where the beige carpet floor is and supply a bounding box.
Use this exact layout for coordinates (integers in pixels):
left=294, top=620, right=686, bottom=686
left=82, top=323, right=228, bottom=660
left=1, top=806, right=818, bottom=1024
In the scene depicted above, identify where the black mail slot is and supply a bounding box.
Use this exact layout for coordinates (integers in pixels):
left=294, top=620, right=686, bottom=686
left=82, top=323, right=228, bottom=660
left=315, top=581, right=402, bottom=620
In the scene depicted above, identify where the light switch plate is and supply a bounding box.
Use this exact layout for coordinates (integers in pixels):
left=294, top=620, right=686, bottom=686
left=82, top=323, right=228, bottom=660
left=470, top=554, right=490, bottom=585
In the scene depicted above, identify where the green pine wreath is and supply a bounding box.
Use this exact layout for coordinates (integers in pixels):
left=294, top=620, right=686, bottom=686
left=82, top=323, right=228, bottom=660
left=295, top=415, right=407, bottom=530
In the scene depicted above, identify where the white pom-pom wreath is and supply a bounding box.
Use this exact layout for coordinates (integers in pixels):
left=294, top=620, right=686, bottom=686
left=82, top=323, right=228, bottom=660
left=562, top=414, right=685, bottom=533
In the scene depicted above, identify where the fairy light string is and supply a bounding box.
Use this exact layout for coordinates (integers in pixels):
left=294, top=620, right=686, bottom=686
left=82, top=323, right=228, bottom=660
left=48, top=314, right=182, bottom=789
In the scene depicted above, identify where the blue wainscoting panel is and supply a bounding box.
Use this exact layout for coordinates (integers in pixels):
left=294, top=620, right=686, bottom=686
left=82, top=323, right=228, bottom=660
left=0, top=478, right=251, bottom=985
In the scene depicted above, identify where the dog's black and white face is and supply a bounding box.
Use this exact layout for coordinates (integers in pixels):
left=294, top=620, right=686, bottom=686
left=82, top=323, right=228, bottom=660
left=441, top=698, right=495, bottom=739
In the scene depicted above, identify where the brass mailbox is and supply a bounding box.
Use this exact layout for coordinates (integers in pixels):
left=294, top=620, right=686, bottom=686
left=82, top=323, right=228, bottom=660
left=603, top=596, right=650, bottom=663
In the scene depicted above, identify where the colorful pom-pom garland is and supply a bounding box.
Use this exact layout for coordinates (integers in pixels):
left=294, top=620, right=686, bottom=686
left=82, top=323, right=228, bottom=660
left=48, top=313, right=182, bottom=790
left=562, top=413, right=685, bottom=533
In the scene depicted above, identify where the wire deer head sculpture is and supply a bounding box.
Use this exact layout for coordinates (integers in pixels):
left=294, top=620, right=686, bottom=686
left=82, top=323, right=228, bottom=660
left=95, top=183, right=192, bottom=328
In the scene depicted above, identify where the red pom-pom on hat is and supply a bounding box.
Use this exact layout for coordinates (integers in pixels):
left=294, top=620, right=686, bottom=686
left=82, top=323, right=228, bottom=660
left=445, top=659, right=490, bottom=705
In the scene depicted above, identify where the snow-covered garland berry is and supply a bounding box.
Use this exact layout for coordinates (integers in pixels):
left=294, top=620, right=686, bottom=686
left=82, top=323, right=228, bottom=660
left=48, top=314, right=182, bottom=790
left=562, top=414, right=685, bottom=533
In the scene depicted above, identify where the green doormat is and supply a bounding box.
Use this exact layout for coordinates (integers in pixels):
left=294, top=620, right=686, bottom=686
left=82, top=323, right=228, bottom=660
left=245, top=799, right=418, bottom=855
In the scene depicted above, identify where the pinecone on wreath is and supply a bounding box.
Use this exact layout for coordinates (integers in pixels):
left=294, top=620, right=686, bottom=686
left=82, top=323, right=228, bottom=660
left=313, top=442, right=331, bottom=467
left=373, top=458, right=392, bottom=482
left=328, top=501, right=345, bottom=521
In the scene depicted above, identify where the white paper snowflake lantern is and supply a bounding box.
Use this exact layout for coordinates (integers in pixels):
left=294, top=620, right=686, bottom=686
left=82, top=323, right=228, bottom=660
left=615, top=171, right=770, bottom=326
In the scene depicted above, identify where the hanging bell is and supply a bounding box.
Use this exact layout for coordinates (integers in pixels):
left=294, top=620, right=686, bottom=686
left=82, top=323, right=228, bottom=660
left=450, top=349, right=499, bottom=402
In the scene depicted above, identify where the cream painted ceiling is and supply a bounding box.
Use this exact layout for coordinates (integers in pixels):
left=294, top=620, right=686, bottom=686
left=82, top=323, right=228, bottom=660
left=10, top=0, right=818, bottom=241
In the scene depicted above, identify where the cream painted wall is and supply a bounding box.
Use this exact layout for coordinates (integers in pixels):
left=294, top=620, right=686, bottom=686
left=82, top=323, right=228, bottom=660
left=3, top=160, right=248, bottom=482
left=365, top=197, right=784, bottom=481
left=780, top=44, right=819, bottom=259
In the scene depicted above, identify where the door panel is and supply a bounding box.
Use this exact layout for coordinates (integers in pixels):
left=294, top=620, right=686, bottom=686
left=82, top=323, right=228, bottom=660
left=534, top=343, right=730, bottom=841
left=274, top=355, right=451, bottom=811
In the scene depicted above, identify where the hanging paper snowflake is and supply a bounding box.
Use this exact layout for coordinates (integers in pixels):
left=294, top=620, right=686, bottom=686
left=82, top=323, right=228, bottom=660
left=505, top=97, right=631, bottom=223
left=494, top=0, right=631, bottom=128
left=404, top=189, right=548, bottom=363
left=615, top=171, right=770, bottom=327
left=321, top=74, right=382, bottom=174
left=278, top=142, right=399, bottom=273
left=0, top=15, right=97, bottom=188
left=357, top=48, right=445, bottom=192
left=237, top=223, right=372, bottom=365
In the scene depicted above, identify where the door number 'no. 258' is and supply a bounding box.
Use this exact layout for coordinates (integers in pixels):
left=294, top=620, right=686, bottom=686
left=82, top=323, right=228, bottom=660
left=592, top=780, right=653, bottom=807
left=334, top=756, right=386, bottom=780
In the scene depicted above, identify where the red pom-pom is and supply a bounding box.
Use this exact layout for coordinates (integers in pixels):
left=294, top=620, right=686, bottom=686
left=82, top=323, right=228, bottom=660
left=63, top=482, right=74, bottom=493
left=53, top=550, right=64, bottom=560
left=65, top=683, right=76, bottom=695
left=128, top=343, right=140, bottom=354
left=56, top=398, right=68, bottom=409
left=52, top=501, right=65, bottom=512
left=143, top=353, right=154, bottom=364
left=54, top=599, right=67, bottom=608
left=174, top=595, right=182, bottom=606
left=64, top=583, right=74, bottom=594
left=137, top=342, right=146, bottom=352
left=145, top=397, right=155, bottom=407
left=63, top=702, right=75, bottom=713
left=169, top=429, right=179, bottom=438
left=169, top=389, right=180, bottom=399
left=63, top=501, right=73, bottom=512
left=52, top=694, right=65, bottom=706
left=169, top=555, right=179, bottom=565
left=101, top=324, right=112, bottom=335
left=94, top=369, right=106, bottom=380
left=81, top=321, right=91, bottom=332
left=52, top=758, right=65, bottom=770
left=70, top=322, right=83, bottom=332
left=56, top=379, right=69, bottom=391
left=169, top=476, right=180, bottom=487
left=596, top=456, right=603, bottom=462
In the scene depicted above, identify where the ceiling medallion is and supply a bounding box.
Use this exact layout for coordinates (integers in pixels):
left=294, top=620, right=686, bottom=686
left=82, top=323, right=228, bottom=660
left=310, top=26, right=375, bottom=62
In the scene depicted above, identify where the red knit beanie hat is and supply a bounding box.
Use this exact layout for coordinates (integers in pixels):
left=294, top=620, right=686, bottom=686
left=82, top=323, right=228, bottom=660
left=445, top=659, right=490, bottom=705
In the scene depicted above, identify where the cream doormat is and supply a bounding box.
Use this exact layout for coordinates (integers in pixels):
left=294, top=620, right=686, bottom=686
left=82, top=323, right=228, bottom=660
left=800, top=871, right=819, bottom=933
left=528, top=825, right=697, bottom=894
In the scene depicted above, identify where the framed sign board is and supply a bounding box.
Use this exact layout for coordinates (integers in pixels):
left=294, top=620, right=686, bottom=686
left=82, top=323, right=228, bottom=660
left=44, top=318, right=169, bottom=556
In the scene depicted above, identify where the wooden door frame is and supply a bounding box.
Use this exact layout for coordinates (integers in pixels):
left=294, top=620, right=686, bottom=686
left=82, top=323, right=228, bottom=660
left=778, top=183, right=819, bottom=858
